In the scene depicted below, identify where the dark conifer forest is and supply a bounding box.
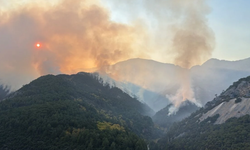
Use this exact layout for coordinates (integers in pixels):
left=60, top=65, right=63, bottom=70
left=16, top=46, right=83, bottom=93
left=0, top=73, right=158, bottom=150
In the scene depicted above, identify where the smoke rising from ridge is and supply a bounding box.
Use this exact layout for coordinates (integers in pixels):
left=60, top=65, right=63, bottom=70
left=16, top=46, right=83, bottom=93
left=102, top=0, right=215, bottom=110
left=170, top=0, right=214, bottom=111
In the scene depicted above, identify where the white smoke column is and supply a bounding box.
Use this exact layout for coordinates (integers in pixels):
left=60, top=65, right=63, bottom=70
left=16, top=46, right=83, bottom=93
left=167, top=69, right=202, bottom=115
left=167, top=0, right=214, bottom=114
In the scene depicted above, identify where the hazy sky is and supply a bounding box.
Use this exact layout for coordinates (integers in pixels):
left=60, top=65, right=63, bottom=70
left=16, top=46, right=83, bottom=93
left=1, top=0, right=249, bottom=62
left=207, top=0, right=250, bottom=61
left=101, top=0, right=250, bottom=62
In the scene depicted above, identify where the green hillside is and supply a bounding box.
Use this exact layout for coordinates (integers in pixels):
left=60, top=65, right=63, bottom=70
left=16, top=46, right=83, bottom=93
left=0, top=73, right=159, bottom=150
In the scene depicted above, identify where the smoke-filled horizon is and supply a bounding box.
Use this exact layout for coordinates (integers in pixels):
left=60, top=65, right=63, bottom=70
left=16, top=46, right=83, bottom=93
left=0, top=0, right=215, bottom=110
left=0, top=0, right=151, bottom=90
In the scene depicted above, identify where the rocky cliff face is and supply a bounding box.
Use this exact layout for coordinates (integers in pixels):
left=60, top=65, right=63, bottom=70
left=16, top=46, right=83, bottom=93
left=200, top=98, right=250, bottom=124
left=199, top=76, right=250, bottom=124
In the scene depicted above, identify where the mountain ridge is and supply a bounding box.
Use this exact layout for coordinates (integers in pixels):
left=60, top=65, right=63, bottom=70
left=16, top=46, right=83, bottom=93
left=101, top=57, right=250, bottom=111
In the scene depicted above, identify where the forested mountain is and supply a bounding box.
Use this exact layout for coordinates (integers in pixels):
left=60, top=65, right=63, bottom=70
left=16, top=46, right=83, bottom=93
left=0, top=72, right=160, bottom=150
left=152, top=76, right=250, bottom=150
left=152, top=101, right=199, bottom=128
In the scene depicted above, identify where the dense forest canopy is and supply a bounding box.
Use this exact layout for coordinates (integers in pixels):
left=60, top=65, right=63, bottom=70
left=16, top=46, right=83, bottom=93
left=0, top=73, right=160, bottom=149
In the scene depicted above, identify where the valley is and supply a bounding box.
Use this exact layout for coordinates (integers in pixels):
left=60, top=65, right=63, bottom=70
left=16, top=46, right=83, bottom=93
left=1, top=71, right=250, bottom=149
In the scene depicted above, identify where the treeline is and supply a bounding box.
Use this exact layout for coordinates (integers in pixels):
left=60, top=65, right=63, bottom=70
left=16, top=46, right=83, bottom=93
left=0, top=84, right=10, bottom=100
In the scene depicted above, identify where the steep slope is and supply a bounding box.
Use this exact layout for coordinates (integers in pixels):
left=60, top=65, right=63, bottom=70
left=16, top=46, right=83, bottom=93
left=96, top=72, right=170, bottom=112
left=0, top=84, right=10, bottom=100
left=199, top=76, right=250, bottom=124
left=152, top=101, right=199, bottom=128
left=0, top=73, right=159, bottom=150
left=153, top=76, right=250, bottom=150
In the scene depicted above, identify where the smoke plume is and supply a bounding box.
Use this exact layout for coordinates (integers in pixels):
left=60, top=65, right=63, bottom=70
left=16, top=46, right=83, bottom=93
left=170, top=0, right=215, bottom=111
left=0, top=0, right=147, bottom=90
left=171, top=0, right=215, bottom=69
left=102, top=0, right=215, bottom=111
left=1, top=0, right=215, bottom=111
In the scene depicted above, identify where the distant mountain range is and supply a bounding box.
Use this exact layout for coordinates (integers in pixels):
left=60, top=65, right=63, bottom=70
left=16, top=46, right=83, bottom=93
left=99, top=57, right=250, bottom=112
left=191, top=57, right=250, bottom=105
left=1, top=57, right=250, bottom=113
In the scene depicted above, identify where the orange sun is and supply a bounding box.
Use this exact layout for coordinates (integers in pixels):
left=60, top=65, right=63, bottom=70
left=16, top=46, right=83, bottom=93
left=36, top=43, right=41, bottom=48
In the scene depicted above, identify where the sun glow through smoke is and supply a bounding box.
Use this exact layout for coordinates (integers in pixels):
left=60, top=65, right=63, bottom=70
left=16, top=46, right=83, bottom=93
left=0, top=0, right=215, bottom=112
left=36, top=43, right=41, bottom=48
